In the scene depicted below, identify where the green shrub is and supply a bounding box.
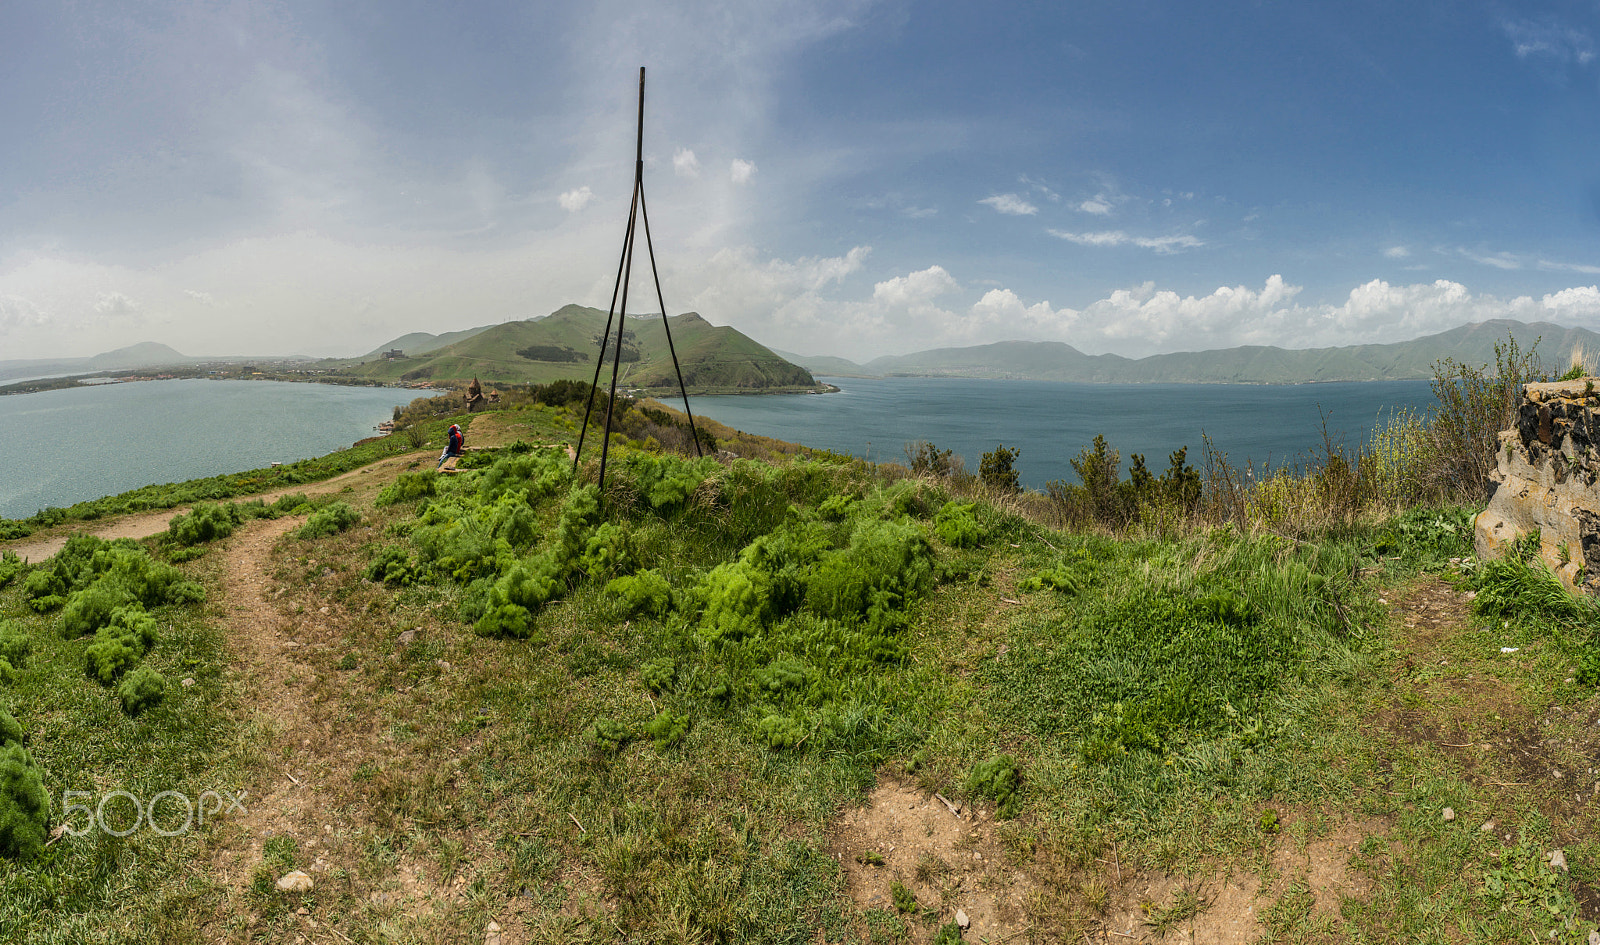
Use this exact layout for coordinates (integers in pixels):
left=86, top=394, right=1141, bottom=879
left=934, top=501, right=987, bottom=548
left=639, top=656, right=677, bottom=693
left=586, top=717, right=630, bottom=754
left=0, top=741, right=48, bottom=860
left=606, top=570, right=674, bottom=618
left=699, top=560, right=774, bottom=643
left=167, top=501, right=246, bottom=545
left=376, top=470, right=438, bottom=506
left=1470, top=556, right=1587, bottom=626
left=644, top=710, right=688, bottom=749
left=0, top=552, right=23, bottom=588
left=116, top=666, right=167, bottom=716
left=965, top=754, right=1022, bottom=819
left=979, top=444, right=1021, bottom=493
left=580, top=522, right=633, bottom=576
left=806, top=517, right=935, bottom=629
left=297, top=502, right=361, bottom=539
left=0, top=708, right=20, bottom=748
left=85, top=606, right=159, bottom=683
left=473, top=556, right=566, bottom=638
left=755, top=713, right=807, bottom=749
left=21, top=569, right=65, bottom=610
left=364, top=546, right=419, bottom=586
left=0, top=622, right=30, bottom=671
left=61, top=582, right=133, bottom=638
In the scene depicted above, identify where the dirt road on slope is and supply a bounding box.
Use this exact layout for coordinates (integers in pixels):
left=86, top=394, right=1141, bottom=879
left=1, top=450, right=439, bottom=563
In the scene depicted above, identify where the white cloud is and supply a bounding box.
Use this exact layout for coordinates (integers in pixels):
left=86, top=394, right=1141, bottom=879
left=184, top=289, right=215, bottom=305
left=558, top=186, right=594, bottom=213
left=730, top=159, right=757, bottom=185
left=871, top=265, right=959, bottom=307
left=1502, top=19, right=1595, bottom=65
left=1458, top=248, right=1521, bottom=270
left=979, top=193, right=1038, bottom=216
left=1539, top=259, right=1600, bottom=275
left=0, top=295, right=49, bottom=332
left=673, top=148, right=700, bottom=178
left=94, top=292, right=141, bottom=318
left=1078, top=197, right=1114, bottom=215
left=1384, top=246, right=1410, bottom=259
left=1048, top=229, right=1204, bottom=253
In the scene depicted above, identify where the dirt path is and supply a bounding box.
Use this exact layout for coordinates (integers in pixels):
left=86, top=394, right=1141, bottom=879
left=1, top=449, right=438, bottom=564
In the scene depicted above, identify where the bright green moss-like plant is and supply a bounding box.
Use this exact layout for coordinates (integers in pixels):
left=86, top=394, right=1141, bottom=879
left=644, top=709, right=688, bottom=749
left=85, top=605, right=159, bottom=684
left=965, top=754, right=1022, bottom=819
left=166, top=501, right=246, bottom=545
left=0, top=711, right=47, bottom=860
left=116, top=666, right=167, bottom=716
left=296, top=502, right=361, bottom=539
left=375, top=470, right=437, bottom=506
left=606, top=570, right=674, bottom=618
left=933, top=500, right=987, bottom=548
left=0, top=621, right=31, bottom=671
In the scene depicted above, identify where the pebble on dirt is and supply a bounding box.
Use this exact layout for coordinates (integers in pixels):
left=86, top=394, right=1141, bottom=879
left=276, top=870, right=314, bottom=892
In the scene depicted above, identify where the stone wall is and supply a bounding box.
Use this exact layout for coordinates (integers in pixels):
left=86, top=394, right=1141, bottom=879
left=1474, top=379, right=1600, bottom=593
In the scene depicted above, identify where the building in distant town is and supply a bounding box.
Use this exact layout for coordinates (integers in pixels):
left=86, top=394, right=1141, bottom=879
left=384, top=348, right=405, bottom=360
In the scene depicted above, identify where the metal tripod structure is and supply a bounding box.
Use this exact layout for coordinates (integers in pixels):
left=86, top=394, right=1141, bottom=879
left=573, top=67, right=704, bottom=487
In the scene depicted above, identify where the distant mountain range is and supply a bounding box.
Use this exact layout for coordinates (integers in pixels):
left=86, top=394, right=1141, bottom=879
left=325, top=304, right=819, bottom=393
left=0, top=342, right=209, bottom=384
left=11, top=317, right=1600, bottom=391
left=776, top=319, right=1600, bottom=384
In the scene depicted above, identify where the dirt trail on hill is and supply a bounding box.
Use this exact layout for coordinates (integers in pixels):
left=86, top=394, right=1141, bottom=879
left=1, top=449, right=438, bottom=563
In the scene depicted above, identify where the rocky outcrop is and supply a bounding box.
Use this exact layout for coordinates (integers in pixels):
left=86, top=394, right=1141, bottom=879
left=1475, top=379, right=1600, bottom=592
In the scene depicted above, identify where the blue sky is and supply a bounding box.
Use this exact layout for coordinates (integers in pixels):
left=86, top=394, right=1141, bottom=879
left=4, top=0, right=1600, bottom=361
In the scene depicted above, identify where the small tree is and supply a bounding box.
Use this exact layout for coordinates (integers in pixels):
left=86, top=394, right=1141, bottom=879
left=980, top=444, right=1021, bottom=493
left=905, top=441, right=957, bottom=478
left=1425, top=333, right=1546, bottom=501
left=1070, top=435, right=1123, bottom=524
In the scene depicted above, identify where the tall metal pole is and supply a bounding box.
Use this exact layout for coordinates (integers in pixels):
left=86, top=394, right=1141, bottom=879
left=572, top=66, right=703, bottom=486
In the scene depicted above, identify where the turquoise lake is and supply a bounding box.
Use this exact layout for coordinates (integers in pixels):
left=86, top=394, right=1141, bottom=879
left=692, top=377, right=1438, bottom=490
left=0, top=375, right=1441, bottom=521
left=0, top=379, right=415, bottom=520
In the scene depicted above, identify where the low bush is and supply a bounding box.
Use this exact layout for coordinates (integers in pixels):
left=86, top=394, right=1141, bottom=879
left=85, top=606, right=159, bottom=684
left=0, top=708, right=47, bottom=861
left=297, top=502, right=361, bottom=539
left=364, top=546, right=419, bottom=586
left=116, top=666, right=167, bottom=716
left=0, top=622, right=31, bottom=671
left=0, top=552, right=23, bottom=588
left=607, top=570, right=674, bottom=618
left=965, top=754, right=1022, bottom=819
left=644, top=710, right=688, bottom=749
left=933, top=501, right=986, bottom=548
left=166, top=502, right=246, bottom=545
left=375, top=470, right=438, bottom=506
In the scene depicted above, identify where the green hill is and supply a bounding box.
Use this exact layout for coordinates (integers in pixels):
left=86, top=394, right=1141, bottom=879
left=786, top=319, right=1600, bottom=384
left=352, top=325, right=495, bottom=361
left=332, top=304, right=819, bottom=393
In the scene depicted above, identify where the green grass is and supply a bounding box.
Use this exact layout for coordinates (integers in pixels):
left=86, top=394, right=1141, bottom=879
left=4, top=400, right=1599, bottom=943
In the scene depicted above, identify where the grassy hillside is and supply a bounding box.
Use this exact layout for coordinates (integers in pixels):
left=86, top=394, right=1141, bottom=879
left=792, top=319, right=1600, bottom=384
left=1, top=385, right=1599, bottom=943
left=350, top=324, right=495, bottom=362
left=331, top=304, right=819, bottom=394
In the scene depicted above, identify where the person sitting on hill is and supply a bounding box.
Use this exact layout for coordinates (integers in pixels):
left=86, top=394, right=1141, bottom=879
left=437, top=424, right=464, bottom=469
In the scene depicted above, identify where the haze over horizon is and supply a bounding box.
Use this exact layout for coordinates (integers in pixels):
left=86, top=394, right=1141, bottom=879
left=5, top=1, right=1600, bottom=364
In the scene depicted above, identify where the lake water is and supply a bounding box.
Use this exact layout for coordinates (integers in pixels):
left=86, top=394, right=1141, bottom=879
left=693, top=377, right=1439, bottom=490
left=0, top=379, right=415, bottom=520
left=0, top=375, right=1441, bottom=521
